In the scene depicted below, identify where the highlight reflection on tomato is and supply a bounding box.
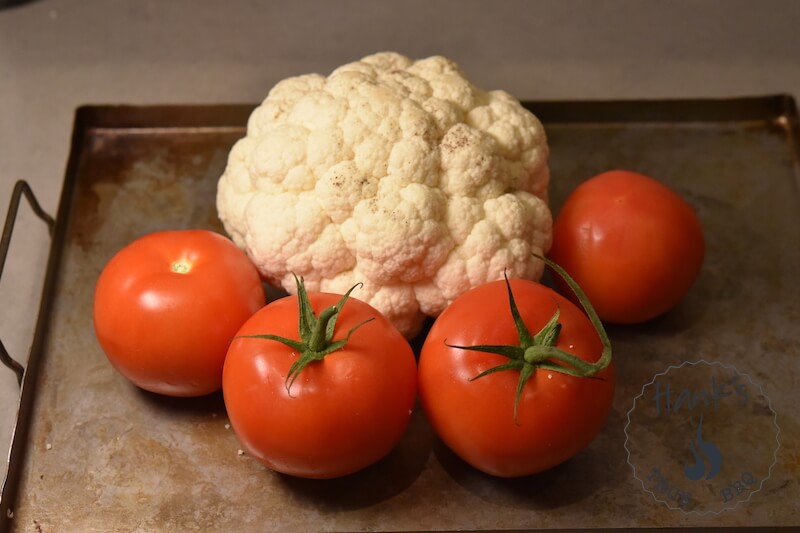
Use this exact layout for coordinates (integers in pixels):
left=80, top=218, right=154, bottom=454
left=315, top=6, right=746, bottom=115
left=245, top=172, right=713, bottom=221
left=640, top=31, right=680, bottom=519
left=93, top=230, right=265, bottom=397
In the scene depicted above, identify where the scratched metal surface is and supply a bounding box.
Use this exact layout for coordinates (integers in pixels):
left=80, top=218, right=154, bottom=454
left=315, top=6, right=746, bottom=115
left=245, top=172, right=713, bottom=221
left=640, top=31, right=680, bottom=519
left=3, top=98, right=799, bottom=532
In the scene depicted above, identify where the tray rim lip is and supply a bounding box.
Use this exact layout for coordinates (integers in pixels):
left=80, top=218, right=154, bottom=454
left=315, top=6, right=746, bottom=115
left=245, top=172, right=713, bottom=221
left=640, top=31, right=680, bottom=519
left=2, top=94, right=799, bottom=532
left=66, top=93, right=800, bottom=128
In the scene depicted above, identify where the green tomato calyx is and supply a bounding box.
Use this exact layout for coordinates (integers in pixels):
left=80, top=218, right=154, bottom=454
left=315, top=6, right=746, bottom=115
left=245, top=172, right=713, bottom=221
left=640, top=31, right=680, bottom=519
left=446, top=255, right=612, bottom=424
left=238, top=274, right=373, bottom=395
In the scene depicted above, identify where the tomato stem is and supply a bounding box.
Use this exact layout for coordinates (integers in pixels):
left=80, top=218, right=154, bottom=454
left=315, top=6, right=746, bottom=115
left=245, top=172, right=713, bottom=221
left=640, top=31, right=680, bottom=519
left=236, top=275, right=374, bottom=396
left=538, top=254, right=612, bottom=374
left=448, top=256, right=613, bottom=423
left=309, top=306, right=338, bottom=352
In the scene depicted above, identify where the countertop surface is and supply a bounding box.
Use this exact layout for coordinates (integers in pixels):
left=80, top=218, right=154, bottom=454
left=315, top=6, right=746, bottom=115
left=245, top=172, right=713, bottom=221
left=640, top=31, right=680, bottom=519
left=1, top=0, right=799, bottom=511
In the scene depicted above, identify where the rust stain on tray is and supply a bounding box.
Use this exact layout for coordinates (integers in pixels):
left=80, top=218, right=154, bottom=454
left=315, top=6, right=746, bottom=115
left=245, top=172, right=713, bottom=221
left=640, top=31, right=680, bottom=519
left=70, top=129, right=237, bottom=253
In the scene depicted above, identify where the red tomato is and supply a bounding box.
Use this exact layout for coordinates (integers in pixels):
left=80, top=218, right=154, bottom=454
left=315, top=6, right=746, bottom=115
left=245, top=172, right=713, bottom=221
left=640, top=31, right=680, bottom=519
left=93, top=230, right=265, bottom=397
left=419, top=277, right=614, bottom=477
left=223, top=287, right=417, bottom=479
left=548, top=169, right=704, bottom=324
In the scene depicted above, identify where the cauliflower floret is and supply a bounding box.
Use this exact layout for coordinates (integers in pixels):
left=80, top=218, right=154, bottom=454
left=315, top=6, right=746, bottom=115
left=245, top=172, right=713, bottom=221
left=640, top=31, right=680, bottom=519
left=217, top=52, right=551, bottom=337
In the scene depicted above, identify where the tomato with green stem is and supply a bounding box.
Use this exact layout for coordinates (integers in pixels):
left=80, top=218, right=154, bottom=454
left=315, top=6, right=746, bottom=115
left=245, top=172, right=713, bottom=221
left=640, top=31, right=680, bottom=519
left=418, top=256, right=614, bottom=477
left=223, top=276, right=417, bottom=479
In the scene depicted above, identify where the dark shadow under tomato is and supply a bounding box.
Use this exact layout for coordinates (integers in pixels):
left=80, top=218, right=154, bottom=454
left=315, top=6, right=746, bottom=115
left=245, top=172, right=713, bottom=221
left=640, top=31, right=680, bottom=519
left=133, top=385, right=227, bottom=419
left=431, top=407, right=631, bottom=510
left=609, top=294, right=705, bottom=338
left=276, top=406, right=433, bottom=510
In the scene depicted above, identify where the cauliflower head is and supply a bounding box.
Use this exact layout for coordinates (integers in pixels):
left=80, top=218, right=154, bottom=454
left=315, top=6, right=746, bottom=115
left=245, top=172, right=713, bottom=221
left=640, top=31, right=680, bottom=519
left=217, top=52, right=552, bottom=337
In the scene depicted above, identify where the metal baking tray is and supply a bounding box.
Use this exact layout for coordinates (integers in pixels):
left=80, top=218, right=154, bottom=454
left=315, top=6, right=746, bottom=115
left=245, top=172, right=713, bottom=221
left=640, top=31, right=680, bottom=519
left=2, top=96, right=799, bottom=532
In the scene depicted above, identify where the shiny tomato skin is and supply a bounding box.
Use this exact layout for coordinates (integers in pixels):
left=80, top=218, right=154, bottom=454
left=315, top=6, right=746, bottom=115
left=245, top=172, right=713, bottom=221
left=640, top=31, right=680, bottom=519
left=419, top=279, right=615, bottom=477
left=93, top=230, right=265, bottom=397
left=549, top=170, right=705, bottom=324
left=223, top=293, right=417, bottom=479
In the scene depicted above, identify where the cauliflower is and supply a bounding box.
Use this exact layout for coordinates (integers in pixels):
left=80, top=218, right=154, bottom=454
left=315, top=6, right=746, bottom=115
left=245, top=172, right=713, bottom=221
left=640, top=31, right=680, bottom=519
left=217, top=52, right=552, bottom=337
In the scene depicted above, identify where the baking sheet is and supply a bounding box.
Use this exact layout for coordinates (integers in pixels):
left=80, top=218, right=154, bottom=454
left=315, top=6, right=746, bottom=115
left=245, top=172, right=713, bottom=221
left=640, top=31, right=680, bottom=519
left=2, top=97, right=799, bottom=531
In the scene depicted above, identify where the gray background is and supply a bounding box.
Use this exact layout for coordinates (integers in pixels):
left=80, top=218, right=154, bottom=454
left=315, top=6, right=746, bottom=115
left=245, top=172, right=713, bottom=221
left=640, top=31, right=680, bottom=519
left=1, top=0, right=799, bottom=478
